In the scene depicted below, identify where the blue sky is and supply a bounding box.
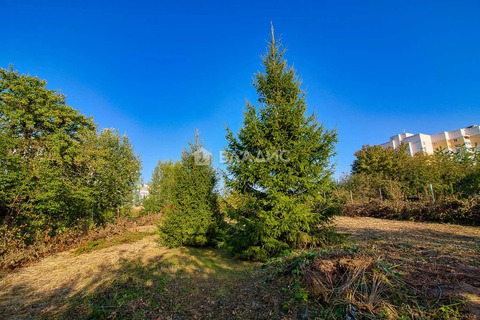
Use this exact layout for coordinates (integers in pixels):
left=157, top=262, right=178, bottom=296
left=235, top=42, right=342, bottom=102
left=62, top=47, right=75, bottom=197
left=1, top=0, right=479, bottom=181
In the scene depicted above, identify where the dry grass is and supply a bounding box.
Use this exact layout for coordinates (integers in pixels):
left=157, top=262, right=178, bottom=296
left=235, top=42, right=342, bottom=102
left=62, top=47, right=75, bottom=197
left=335, top=216, right=480, bottom=241
left=0, top=216, right=479, bottom=319
left=300, top=253, right=391, bottom=317
left=0, top=233, right=265, bottom=319
left=0, top=234, right=165, bottom=318
left=335, top=216, right=480, bottom=319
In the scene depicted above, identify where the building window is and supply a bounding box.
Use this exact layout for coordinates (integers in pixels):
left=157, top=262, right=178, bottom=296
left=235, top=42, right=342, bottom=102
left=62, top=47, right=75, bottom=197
left=454, top=139, right=458, bottom=142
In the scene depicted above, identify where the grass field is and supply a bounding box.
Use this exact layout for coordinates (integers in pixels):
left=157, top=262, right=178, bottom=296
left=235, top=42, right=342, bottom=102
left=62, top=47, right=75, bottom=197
left=0, top=217, right=478, bottom=319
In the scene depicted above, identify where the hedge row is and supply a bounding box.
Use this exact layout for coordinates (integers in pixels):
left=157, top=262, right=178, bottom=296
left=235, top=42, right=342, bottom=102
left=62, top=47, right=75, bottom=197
left=341, top=197, right=480, bottom=226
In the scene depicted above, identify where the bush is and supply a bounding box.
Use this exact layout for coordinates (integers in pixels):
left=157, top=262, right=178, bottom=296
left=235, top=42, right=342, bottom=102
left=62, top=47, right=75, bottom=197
left=341, top=197, right=480, bottom=226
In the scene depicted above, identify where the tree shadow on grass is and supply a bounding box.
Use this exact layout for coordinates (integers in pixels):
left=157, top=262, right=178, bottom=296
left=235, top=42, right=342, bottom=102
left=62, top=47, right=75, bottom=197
left=0, top=247, right=287, bottom=320
left=59, top=247, right=286, bottom=320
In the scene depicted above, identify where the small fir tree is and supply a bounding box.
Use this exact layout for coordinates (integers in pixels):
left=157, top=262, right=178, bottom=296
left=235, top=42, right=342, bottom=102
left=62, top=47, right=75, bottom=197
left=158, top=133, right=221, bottom=247
left=225, top=26, right=338, bottom=260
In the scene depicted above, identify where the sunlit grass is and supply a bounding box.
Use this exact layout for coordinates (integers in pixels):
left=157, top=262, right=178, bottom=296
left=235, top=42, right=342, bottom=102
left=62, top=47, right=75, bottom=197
left=73, top=231, right=156, bottom=255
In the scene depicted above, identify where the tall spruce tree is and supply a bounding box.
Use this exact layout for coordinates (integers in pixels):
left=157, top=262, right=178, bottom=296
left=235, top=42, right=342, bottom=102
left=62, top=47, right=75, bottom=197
left=158, top=133, right=221, bottom=247
left=225, top=26, right=338, bottom=260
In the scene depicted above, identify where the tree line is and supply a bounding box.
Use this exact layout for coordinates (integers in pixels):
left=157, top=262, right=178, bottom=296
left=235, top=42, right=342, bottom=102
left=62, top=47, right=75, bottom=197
left=0, top=66, right=141, bottom=243
left=331, top=143, right=480, bottom=226
left=343, top=143, right=480, bottom=201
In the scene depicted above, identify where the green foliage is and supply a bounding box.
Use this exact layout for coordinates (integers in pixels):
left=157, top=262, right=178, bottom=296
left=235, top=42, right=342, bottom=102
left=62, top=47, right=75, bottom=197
left=352, top=144, right=410, bottom=178
left=91, top=128, right=141, bottom=221
left=0, top=65, right=95, bottom=234
left=0, top=66, right=141, bottom=240
left=224, top=29, right=338, bottom=260
left=158, top=134, right=222, bottom=247
left=341, top=143, right=480, bottom=224
left=349, top=143, right=480, bottom=200
left=453, top=146, right=480, bottom=195
left=142, top=160, right=179, bottom=214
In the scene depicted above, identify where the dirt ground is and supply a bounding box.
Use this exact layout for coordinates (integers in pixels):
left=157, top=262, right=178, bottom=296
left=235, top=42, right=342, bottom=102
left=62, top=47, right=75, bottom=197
left=0, top=217, right=479, bottom=319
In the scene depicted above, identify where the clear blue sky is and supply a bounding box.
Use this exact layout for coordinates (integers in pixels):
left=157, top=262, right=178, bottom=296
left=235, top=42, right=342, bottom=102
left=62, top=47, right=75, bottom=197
left=1, top=0, right=479, bottom=181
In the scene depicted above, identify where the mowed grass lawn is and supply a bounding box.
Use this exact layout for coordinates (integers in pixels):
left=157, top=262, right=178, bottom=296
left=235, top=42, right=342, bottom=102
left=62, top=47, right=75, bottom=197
left=0, top=217, right=479, bottom=319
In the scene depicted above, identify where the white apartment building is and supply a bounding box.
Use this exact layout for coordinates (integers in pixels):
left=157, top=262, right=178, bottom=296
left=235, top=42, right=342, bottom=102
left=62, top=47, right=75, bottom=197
left=379, top=125, right=480, bottom=155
